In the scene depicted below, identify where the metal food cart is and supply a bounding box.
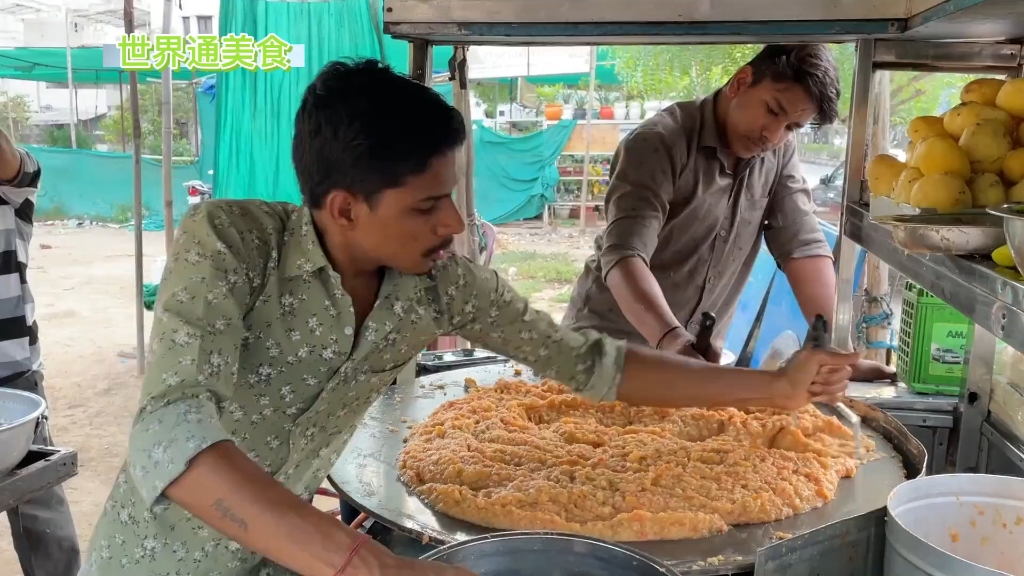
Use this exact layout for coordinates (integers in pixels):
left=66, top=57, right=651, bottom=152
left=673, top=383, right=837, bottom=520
left=328, top=0, right=1024, bottom=573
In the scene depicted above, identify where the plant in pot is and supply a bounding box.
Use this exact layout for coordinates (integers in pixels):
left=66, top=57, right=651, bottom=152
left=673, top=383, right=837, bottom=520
left=572, top=90, right=589, bottom=120
left=598, top=90, right=617, bottom=120
left=623, top=86, right=644, bottom=121
left=536, top=84, right=564, bottom=122
left=559, top=89, right=577, bottom=120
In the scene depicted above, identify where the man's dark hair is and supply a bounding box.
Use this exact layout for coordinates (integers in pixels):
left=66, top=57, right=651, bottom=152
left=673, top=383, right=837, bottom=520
left=292, top=59, right=466, bottom=208
left=744, top=44, right=841, bottom=126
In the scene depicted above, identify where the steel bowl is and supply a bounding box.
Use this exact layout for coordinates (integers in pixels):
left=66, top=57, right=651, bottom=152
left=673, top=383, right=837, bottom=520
left=987, top=204, right=1024, bottom=276
left=421, top=531, right=681, bottom=576
left=875, top=213, right=1006, bottom=255
left=0, top=388, right=46, bottom=477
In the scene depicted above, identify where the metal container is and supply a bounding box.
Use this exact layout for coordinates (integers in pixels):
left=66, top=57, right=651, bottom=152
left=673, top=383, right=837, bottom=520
left=870, top=194, right=992, bottom=219
left=421, top=531, right=681, bottom=576
left=885, top=474, right=1024, bottom=576
left=988, top=204, right=1024, bottom=276
left=0, top=388, right=46, bottom=477
left=874, top=213, right=1006, bottom=255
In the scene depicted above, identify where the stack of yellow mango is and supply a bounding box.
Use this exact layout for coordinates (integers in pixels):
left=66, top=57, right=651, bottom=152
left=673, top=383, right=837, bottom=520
left=867, top=78, right=1024, bottom=212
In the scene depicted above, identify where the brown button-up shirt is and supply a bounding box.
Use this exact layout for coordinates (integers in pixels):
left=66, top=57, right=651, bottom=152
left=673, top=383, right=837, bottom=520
left=562, top=94, right=832, bottom=347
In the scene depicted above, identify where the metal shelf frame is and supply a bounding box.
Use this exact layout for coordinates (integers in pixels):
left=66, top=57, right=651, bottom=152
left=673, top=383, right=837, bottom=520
left=833, top=38, right=1024, bottom=475
left=385, top=0, right=1024, bottom=44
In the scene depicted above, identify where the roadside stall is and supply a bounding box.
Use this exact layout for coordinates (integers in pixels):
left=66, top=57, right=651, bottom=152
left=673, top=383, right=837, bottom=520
left=325, top=1, right=1024, bottom=574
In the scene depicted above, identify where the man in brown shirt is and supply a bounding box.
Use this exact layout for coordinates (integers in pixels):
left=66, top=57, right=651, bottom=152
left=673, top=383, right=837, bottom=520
left=563, top=44, right=894, bottom=381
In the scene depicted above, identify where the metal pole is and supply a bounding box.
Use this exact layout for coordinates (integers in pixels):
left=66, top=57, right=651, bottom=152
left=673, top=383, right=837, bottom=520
left=64, top=8, right=77, bottom=149
left=5, top=96, right=14, bottom=140
left=161, top=0, right=174, bottom=255
left=450, top=46, right=478, bottom=261
left=126, top=0, right=146, bottom=374
left=190, top=71, right=200, bottom=156
left=580, top=46, right=597, bottom=236
left=119, top=73, right=126, bottom=152
left=832, top=39, right=874, bottom=353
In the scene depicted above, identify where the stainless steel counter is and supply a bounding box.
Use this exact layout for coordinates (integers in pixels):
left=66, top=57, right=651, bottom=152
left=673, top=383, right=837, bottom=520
left=330, top=364, right=922, bottom=575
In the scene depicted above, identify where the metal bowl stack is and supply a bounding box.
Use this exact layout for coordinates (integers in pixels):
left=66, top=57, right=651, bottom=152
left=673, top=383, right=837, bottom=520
left=421, top=532, right=681, bottom=576
left=0, top=388, right=46, bottom=476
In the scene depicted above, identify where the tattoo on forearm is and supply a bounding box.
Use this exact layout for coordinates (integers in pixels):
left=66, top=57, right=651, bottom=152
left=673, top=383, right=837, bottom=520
left=212, top=498, right=249, bottom=532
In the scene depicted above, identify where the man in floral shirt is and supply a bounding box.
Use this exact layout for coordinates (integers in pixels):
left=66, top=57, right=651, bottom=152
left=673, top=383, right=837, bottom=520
left=80, top=59, right=856, bottom=576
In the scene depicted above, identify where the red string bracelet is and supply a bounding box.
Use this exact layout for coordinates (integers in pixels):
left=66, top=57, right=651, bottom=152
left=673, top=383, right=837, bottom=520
left=334, top=533, right=371, bottom=576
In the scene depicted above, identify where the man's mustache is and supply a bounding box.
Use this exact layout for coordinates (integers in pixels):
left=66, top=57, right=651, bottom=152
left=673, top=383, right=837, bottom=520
left=423, top=237, right=454, bottom=257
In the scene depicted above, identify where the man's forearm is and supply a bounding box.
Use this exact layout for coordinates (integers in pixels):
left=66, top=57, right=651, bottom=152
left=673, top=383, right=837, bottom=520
left=784, top=255, right=836, bottom=325
left=605, top=256, right=685, bottom=347
left=0, top=129, right=21, bottom=182
left=163, top=441, right=379, bottom=576
left=617, top=345, right=781, bottom=408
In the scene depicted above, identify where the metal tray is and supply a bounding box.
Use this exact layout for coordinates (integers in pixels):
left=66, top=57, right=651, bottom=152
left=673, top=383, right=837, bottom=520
left=330, top=364, right=926, bottom=575
left=421, top=531, right=682, bottom=576
left=873, top=213, right=1006, bottom=255
left=0, top=446, right=79, bottom=513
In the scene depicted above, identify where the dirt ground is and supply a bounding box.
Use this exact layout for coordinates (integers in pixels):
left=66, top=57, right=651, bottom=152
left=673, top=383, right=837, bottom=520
left=0, top=221, right=599, bottom=572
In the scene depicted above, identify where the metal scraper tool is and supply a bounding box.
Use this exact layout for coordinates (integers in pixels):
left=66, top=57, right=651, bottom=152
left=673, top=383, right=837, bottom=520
left=807, top=315, right=862, bottom=458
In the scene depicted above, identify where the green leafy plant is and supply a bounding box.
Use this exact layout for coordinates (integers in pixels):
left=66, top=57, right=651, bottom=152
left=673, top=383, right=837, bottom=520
left=573, top=90, right=589, bottom=109
left=534, top=83, right=564, bottom=106
left=0, top=91, right=32, bottom=142
left=597, top=89, right=618, bottom=106
left=43, top=126, right=96, bottom=150
left=558, top=89, right=576, bottom=107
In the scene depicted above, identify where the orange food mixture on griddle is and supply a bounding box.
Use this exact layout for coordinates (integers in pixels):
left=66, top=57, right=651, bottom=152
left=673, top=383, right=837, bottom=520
left=398, top=378, right=875, bottom=542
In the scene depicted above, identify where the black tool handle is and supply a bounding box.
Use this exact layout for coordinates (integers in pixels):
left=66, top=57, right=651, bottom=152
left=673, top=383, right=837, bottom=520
left=807, top=314, right=830, bottom=350
left=694, top=312, right=717, bottom=359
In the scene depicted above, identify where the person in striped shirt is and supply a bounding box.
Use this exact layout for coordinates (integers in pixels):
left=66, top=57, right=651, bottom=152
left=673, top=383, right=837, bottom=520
left=0, top=128, right=80, bottom=575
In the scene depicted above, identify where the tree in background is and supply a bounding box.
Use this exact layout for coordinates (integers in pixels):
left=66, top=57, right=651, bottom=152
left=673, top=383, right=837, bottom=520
left=42, top=125, right=96, bottom=150
left=609, top=43, right=980, bottom=129
left=98, top=83, right=196, bottom=157
left=611, top=45, right=761, bottom=101
left=0, top=91, right=32, bottom=142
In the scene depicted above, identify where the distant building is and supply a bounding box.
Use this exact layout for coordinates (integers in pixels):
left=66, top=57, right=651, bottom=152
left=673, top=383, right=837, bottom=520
left=0, top=0, right=219, bottom=146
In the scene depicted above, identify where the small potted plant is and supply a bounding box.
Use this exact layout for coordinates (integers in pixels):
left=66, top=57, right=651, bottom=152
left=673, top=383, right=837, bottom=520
left=623, top=85, right=644, bottom=121
left=572, top=91, right=589, bottom=120
left=559, top=88, right=577, bottom=120
left=536, top=84, right=564, bottom=122
left=598, top=90, right=616, bottom=120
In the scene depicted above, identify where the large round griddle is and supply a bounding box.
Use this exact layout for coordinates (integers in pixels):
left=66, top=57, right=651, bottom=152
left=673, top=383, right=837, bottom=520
left=329, top=363, right=926, bottom=574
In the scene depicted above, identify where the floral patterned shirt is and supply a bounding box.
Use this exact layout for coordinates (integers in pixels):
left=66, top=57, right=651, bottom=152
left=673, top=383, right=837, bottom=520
left=81, top=200, right=626, bottom=576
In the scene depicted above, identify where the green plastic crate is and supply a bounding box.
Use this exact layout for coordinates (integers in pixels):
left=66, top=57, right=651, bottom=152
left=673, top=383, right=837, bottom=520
left=896, top=281, right=974, bottom=396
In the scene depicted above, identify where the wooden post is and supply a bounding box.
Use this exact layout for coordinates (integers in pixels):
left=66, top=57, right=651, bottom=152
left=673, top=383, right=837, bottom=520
left=864, top=71, right=891, bottom=366
left=449, top=46, right=477, bottom=350
left=118, top=72, right=126, bottom=152
left=126, top=0, right=146, bottom=375
left=63, top=8, right=77, bottom=149
left=450, top=46, right=478, bottom=262
left=161, top=0, right=175, bottom=256
left=580, top=46, right=597, bottom=238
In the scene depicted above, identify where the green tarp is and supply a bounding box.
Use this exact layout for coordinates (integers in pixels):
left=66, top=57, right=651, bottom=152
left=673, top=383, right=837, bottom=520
left=0, top=47, right=199, bottom=84
left=213, top=0, right=450, bottom=205
left=28, top=145, right=199, bottom=226
left=471, top=120, right=576, bottom=224
left=211, top=0, right=583, bottom=224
